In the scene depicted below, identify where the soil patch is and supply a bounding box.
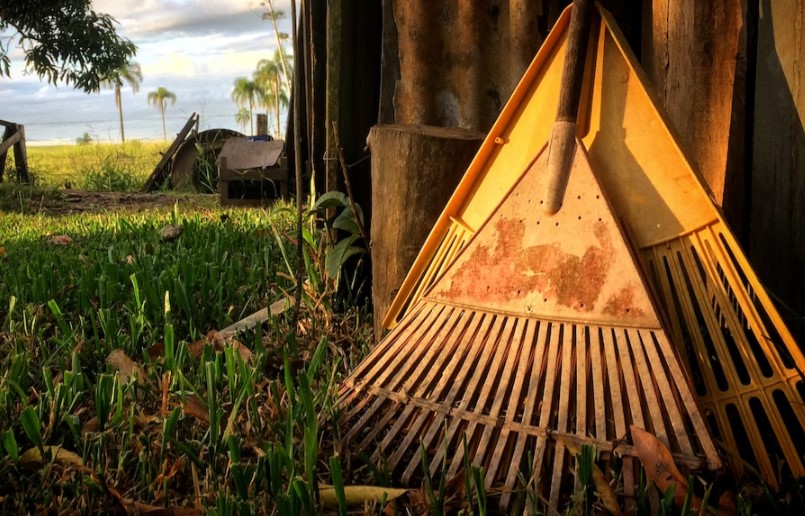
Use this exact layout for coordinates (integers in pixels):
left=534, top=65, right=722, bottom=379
left=1, top=188, right=219, bottom=216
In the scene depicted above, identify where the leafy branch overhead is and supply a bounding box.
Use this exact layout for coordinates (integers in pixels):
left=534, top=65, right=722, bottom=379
left=0, top=0, right=137, bottom=92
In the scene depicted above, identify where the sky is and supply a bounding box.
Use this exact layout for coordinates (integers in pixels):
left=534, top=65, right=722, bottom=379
left=1, top=0, right=292, bottom=145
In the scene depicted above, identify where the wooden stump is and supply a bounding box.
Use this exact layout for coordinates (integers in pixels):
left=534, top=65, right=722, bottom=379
left=369, top=124, right=484, bottom=339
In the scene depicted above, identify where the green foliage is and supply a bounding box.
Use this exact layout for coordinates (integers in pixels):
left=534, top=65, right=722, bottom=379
left=0, top=202, right=374, bottom=513
left=0, top=0, right=137, bottom=92
left=81, top=155, right=140, bottom=191
left=5, top=141, right=166, bottom=189
left=577, top=444, right=596, bottom=516
left=76, top=132, right=94, bottom=146
left=310, top=190, right=367, bottom=294
left=192, top=141, right=219, bottom=194
left=100, top=61, right=143, bottom=143
left=419, top=440, right=448, bottom=516
left=231, top=78, right=259, bottom=135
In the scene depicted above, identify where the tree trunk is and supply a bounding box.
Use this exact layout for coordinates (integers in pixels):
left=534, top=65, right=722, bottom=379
left=368, top=124, right=484, bottom=339
left=116, top=85, right=126, bottom=143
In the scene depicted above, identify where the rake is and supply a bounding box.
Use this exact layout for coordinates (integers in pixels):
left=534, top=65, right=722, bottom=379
left=339, top=2, right=732, bottom=510
left=342, top=0, right=805, bottom=507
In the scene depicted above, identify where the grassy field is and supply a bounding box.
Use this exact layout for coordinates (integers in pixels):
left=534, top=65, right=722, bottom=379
left=5, top=141, right=168, bottom=191
left=0, top=198, right=380, bottom=513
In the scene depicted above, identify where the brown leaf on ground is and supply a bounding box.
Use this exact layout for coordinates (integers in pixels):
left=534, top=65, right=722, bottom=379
left=118, top=498, right=202, bottom=516
left=138, top=507, right=202, bottom=516
left=106, top=349, right=144, bottom=385
left=187, top=331, right=254, bottom=362
left=49, top=234, right=73, bottom=245
left=559, top=437, right=622, bottom=515
left=718, top=490, right=737, bottom=513
left=318, top=485, right=409, bottom=508
left=148, top=341, right=165, bottom=358
left=20, top=446, right=85, bottom=469
left=631, top=425, right=700, bottom=511
left=181, top=396, right=209, bottom=423
left=158, top=224, right=183, bottom=242
left=81, top=417, right=99, bottom=436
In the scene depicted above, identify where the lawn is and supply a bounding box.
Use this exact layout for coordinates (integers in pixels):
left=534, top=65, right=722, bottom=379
left=5, top=141, right=168, bottom=191
left=0, top=186, right=379, bottom=513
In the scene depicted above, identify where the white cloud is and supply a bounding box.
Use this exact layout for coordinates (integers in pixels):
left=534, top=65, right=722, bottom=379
left=3, top=0, right=294, bottom=142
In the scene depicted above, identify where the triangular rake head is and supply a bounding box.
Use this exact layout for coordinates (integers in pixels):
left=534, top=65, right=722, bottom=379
left=340, top=141, right=720, bottom=511
left=378, top=2, right=805, bottom=490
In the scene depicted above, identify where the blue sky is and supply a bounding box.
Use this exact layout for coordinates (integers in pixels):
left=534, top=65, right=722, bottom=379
left=1, top=0, right=291, bottom=145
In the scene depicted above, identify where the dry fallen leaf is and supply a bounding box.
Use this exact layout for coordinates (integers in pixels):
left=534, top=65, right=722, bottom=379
left=81, top=416, right=100, bottom=436
left=20, top=446, right=85, bottom=469
left=631, top=425, right=700, bottom=511
left=559, top=437, right=622, bottom=516
left=106, top=349, right=144, bottom=385
left=158, top=224, right=183, bottom=242
left=187, top=331, right=254, bottom=363
left=49, top=234, right=73, bottom=245
left=319, top=485, right=409, bottom=507
left=181, top=396, right=209, bottom=423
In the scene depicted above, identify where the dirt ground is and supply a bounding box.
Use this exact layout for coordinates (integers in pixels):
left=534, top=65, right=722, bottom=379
left=5, top=189, right=219, bottom=216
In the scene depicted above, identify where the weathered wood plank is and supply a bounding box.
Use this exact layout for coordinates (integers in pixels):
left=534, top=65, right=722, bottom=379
left=217, top=298, right=288, bottom=338
left=642, top=0, right=747, bottom=232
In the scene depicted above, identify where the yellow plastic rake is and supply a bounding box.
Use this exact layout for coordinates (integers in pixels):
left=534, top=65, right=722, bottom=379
left=375, top=3, right=805, bottom=489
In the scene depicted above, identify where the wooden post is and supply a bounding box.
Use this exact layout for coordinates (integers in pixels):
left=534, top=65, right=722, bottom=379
left=12, top=125, right=30, bottom=183
left=368, top=124, right=484, bottom=339
left=749, top=0, right=805, bottom=338
left=0, top=120, right=31, bottom=184
left=641, top=0, right=747, bottom=235
left=256, top=114, right=268, bottom=137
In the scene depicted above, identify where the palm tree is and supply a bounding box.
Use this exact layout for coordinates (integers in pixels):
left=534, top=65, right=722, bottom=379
left=101, top=61, right=142, bottom=143
left=231, top=78, right=259, bottom=135
left=235, top=108, right=250, bottom=133
left=147, top=86, right=177, bottom=140
left=261, top=0, right=292, bottom=92
left=253, top=55, right=288, bottom=138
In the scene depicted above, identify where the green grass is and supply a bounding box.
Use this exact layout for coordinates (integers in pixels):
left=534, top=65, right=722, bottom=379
left=5, top=141, right=167, bottom=190
left=0, top=200, right=376, bottom=513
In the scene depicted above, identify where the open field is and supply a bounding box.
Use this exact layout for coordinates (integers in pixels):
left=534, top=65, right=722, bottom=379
left=5, top=141, right=168, bottom=191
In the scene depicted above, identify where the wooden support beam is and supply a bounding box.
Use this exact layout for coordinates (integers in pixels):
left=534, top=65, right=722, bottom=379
left=218, top=298, right=289, bottom=338
left=0, top=123, right=31, bottom=184
left=142, top=113, right=199, bottom=192
left=368, top=124, right=484, bottom=339
left=0, top=129, right=22, bottom=157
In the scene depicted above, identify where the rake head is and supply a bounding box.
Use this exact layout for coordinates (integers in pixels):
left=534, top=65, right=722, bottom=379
left=339, top=142, right=720, bottom=510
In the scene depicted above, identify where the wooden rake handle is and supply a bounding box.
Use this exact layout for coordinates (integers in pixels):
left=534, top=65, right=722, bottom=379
left=543, top=0, right=594, bottom=215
